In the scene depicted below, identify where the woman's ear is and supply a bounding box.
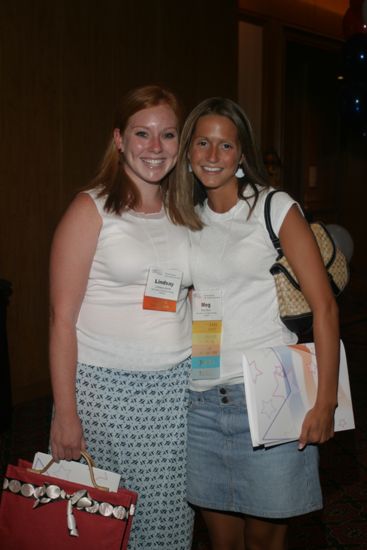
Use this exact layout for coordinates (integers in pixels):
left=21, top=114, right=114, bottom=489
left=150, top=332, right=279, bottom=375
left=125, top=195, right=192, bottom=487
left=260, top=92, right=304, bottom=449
left=113, top=128, right=123, bottom=152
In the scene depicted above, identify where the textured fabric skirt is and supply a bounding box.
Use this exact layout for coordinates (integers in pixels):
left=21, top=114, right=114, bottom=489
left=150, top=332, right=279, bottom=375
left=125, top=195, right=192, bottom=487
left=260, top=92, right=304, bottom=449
left=187, top=383, right=323, bottom=519
left=76, top=358, right=194, bottom=550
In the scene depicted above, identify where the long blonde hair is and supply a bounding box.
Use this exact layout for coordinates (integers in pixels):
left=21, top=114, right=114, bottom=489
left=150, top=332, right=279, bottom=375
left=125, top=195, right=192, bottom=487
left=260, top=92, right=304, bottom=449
left=168, top=97, right=269, bottom=229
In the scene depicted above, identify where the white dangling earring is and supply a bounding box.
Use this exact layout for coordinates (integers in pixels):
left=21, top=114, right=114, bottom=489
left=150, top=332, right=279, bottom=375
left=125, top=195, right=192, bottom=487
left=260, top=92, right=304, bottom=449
left=188, top=162, right=193, bottom=173
left=235, top=165, right=245, bottom=178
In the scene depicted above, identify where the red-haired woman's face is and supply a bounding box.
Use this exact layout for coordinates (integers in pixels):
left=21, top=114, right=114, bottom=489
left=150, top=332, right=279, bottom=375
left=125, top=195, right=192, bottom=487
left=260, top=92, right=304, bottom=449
left=115, top=104, right=179, bottom=188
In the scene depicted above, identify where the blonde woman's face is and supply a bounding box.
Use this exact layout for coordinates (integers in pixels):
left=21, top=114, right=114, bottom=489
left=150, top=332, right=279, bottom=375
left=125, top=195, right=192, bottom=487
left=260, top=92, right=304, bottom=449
left=114, top=104, right=179, bottom=187
left=188, top=114, right=243, bottom=193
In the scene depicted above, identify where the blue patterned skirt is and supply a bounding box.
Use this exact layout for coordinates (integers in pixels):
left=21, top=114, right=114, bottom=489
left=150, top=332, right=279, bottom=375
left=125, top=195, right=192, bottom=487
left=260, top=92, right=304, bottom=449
left=76, top=358, right=194, bottom=550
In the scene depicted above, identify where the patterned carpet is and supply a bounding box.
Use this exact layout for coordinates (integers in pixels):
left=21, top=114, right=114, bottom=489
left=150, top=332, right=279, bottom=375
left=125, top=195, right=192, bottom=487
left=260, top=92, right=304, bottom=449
left=1, top=290, right=366, bottom=549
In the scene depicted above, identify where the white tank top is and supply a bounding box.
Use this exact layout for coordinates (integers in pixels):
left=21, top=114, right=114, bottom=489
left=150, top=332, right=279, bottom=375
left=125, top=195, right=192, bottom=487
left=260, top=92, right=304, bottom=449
left=76, top=189, right=192, bottom=371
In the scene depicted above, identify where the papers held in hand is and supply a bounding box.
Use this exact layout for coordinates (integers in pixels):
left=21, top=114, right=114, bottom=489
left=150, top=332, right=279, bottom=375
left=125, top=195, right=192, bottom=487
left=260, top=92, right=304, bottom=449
left=242, top=341, right=355, bottom=448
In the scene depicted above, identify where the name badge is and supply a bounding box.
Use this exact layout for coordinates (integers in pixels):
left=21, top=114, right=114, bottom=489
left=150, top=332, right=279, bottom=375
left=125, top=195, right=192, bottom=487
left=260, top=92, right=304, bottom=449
left=192, top=290, right=222, bottom=379
left=143, top=267, right=182, bottom=312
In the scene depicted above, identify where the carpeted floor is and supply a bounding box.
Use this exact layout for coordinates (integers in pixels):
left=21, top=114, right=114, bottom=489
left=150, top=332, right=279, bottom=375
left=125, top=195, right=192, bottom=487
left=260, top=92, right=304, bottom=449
left=1, top=286, right=366, bottom=549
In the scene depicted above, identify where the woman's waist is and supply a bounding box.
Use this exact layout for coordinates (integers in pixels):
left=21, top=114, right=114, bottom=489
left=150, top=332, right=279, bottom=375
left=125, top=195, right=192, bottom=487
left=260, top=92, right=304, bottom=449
left=77, top=333, right=191, bottom=371
left=189, top=383, right=246, bottom=406
left=76, top=317, right=191, bottom=347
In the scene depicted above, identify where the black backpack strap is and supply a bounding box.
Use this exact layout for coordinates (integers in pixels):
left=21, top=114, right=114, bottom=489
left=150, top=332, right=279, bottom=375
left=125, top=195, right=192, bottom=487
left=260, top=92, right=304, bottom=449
left=264, top=189, right=283, bottom=257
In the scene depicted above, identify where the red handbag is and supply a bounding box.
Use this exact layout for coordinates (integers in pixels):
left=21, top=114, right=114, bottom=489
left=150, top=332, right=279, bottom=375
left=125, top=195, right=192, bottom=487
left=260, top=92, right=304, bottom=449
left=0, top=453, right=138, bottom=550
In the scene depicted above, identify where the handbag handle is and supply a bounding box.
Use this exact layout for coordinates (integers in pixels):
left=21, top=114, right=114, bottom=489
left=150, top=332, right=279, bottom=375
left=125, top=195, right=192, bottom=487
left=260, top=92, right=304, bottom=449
left=28, top=450, right=109, bottom=492
left=264, top=189, right=283, bottom=257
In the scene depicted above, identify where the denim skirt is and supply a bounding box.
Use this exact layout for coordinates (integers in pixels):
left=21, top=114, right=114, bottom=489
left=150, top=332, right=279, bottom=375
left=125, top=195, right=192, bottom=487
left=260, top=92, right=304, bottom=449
left=187, top=383, right=323, bottom=518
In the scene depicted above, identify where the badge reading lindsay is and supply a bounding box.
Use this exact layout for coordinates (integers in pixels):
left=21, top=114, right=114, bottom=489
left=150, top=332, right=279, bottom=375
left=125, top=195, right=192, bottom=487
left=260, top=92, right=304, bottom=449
left=143, top=267, right=182, bottom=312
left=192, top=290, right=222, bottom=379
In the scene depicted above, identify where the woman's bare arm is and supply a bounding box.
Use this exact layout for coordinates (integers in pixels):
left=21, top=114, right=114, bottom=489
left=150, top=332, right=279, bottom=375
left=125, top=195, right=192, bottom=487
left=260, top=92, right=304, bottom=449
left=279, top=205, right=339, bottom=449
left=49, top=193, right=102, bottom=461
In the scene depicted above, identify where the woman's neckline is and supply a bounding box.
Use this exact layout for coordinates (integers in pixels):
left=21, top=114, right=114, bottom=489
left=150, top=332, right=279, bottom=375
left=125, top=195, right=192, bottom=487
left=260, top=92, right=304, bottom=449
left=126, top=205, right=165, bottom=219
left=203, top=198, right=245, bottom=220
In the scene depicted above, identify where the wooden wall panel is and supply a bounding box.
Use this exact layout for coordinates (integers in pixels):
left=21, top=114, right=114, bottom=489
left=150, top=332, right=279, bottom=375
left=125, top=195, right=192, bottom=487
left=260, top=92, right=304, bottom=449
left=0, top=0, right=237, bottom=403
left=238, top=21, right=263, bottom=143
left=1, top=1, right=62, bottom=402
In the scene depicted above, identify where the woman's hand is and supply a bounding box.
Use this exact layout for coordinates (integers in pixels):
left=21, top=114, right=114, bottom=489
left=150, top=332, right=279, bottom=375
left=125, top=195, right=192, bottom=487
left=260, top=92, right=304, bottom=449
left=298, top=403, right=336, bottom=450
left=50, top=412, right=86, bottom=462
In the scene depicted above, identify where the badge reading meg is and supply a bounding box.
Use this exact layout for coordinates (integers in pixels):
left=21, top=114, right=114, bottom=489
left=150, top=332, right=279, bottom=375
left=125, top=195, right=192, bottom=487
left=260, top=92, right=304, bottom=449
left=191, top=290, right=222, bottom=380
left=143, top=267, right=182, bottom=312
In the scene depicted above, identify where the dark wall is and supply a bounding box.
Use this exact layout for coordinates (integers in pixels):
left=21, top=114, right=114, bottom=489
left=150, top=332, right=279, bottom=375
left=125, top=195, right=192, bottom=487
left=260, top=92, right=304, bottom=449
left=0, top=0, right=237, bottom=403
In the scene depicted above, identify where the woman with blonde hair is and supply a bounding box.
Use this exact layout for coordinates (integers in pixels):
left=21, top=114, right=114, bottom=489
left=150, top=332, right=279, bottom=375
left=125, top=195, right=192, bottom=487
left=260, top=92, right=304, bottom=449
left=170, top=97, right=339, bottom=549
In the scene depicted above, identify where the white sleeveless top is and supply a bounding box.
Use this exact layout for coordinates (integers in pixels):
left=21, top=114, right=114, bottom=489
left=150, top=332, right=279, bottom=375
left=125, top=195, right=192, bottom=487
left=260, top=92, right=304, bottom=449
left=189, top=187, right=298, bottom=390
left=76, top=189, right=192, bottom=371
